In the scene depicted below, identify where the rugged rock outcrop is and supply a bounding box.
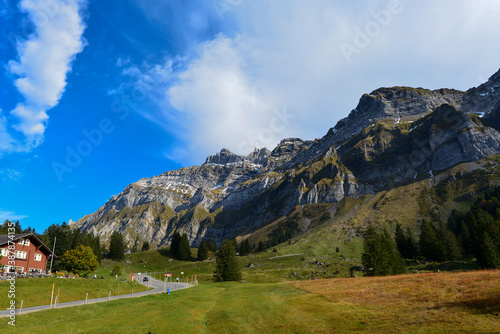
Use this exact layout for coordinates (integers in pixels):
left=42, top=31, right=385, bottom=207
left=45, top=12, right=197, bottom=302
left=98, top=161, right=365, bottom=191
left=71, top=68, right=500, bottom=248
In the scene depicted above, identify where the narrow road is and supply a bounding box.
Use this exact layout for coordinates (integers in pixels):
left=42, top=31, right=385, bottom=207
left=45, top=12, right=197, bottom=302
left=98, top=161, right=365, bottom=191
left=0, top=275, right=192, bottom=318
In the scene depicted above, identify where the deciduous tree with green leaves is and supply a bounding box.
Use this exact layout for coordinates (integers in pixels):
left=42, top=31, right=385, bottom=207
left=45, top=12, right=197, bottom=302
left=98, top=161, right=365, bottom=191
left=110, top=265, right=122, bottom=277
left=60, top=245, right=99, bottom=275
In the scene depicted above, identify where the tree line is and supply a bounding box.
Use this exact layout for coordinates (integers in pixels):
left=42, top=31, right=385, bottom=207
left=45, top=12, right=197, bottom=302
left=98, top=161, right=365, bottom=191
left=362, top=188, right=500, bottom=275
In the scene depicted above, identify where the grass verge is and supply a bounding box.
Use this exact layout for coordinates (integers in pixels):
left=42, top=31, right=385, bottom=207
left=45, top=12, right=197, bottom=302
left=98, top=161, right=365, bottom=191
left=0, top=277, right=147, bottom=309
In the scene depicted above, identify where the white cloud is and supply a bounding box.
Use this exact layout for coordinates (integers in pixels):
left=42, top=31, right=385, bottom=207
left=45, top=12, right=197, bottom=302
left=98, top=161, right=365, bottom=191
left=4, top=0, right=87, bottom=150
left=129, top=0, right=500, bottom=164
left=0, top=209, right=28, bottom=222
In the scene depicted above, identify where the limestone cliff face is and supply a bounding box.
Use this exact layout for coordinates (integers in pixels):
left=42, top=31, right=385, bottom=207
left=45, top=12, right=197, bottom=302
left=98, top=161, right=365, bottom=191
left=71, top=69, right=500, bottom=248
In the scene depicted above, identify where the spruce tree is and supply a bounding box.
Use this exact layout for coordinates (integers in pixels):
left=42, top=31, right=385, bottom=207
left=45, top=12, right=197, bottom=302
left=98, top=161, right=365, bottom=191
left=420, top=220, right=446, bottom=261
left=170, top=231, right=181, bottom=257
left=362, top=225, right=382, bottom=276
left=362, top=225, right=406, bottom=276
left=178, top=234, right=192, bottom=260
left=141, top=241, right=150, bottom=251
left=239, top=239, right=251, bottom=256
left=381, top=229, right=406, bottom=275
left=109, top=232, right=125, bottom=261
left=197, top=240, right=210, bottom=261
left=405, top=227, right=419, bottom=260
left=438, top=222, right=462, bottom=261
left=214, top=239, right=242, bottom=281
left=395, top=223, right=408, bottom=258
left=257, top=241, right=266, bottom=252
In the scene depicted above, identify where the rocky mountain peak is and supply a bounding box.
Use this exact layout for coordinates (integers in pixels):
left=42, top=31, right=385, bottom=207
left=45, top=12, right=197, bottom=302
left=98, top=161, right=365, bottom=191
left=271, top=138, right=310, bottom=157
left=246, top=147, right=271, bottom=165
left=204, top=148, right=245, bottom=165
left=329, top=86, right=466, bottom=144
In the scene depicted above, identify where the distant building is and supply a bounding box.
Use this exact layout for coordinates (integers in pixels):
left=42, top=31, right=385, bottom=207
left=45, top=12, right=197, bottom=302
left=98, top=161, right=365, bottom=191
left=0, top=233, right=55, bottom=274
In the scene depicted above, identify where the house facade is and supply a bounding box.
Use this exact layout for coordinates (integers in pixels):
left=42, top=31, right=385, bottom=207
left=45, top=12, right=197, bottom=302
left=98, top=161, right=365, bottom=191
left=0, top=233, right=54, bottom=274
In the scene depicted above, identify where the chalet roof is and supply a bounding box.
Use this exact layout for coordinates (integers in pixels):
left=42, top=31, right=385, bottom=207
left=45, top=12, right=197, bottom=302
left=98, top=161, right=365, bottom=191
left=0, top=233, right=55, bottom=257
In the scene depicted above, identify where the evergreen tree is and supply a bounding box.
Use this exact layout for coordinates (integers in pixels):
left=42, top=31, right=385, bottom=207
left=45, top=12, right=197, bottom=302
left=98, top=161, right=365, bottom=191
left=257, top=241, right=266, bottom=252
left=141, top=241, right=150, bottom=251
left=395, top=223, right=408, bottom=258
left=41, top=222, right=72, bottom=271
left=170, top=231, right=181, bottom=256
left=438, top=221, right=462, bottom=261
left=381, top=229, right=406, bottom=275
left=197, top=240, right=210, bottom=261
left=465, top=206, right=500, bottom=268
left=101, top=244, right=108, bottom=257
left=178, top=234, right=192, bottom=260
left=481, top=232, right=500, bottom=268
left=395, top=224, right=419, bottom=260
left=109, top=232, right=125, bottom=261
left=362, top=225, right=406, bottom=276
left=239, top=239, right=251, bottom=256
left=361, top=225, right=381, bottom=276
left=71, top=229, right=84, bottom=249
left=420, top=220, right=446, bottom=261
left=207, top=239, right=217, bottom=252
left=405, top=227, right=419, bottom=260
left=214, top=239, right=242, bottom=281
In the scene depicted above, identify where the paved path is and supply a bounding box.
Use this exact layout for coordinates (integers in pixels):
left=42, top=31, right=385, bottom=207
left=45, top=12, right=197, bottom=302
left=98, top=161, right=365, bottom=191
left=0, top=274, right=192, bottom=318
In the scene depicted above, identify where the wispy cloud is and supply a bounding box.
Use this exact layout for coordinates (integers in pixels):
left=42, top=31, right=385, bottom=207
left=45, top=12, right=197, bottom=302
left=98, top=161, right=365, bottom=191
left=0, top=209, right=28, bottom=222
left=0, top=168, right=23, bottom=183
left=2, top=0, right=88, bottom=152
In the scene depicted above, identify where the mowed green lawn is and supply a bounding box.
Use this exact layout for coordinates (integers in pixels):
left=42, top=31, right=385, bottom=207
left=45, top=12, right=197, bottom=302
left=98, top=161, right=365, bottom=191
left=5, top=270, right=500, bottom=334
left=7, top=282, right=337, bottom=333
left=0, top=277, right=147, bottom=309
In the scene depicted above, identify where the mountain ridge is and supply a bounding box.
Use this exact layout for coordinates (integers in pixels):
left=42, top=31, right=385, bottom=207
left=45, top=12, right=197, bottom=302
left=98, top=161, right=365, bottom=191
left=71, top=68, right=500, bottom=249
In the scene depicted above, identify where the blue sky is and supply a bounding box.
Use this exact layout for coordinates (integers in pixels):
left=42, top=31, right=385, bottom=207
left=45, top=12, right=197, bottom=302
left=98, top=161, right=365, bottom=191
left=1, top=0, right=500, bottom=232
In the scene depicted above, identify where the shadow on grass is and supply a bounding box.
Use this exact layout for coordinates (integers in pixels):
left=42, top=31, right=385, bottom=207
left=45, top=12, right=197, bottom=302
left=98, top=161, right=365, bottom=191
left=157, top=248, right=173, bottom=257
left=439, top=296, right=500, bottom=315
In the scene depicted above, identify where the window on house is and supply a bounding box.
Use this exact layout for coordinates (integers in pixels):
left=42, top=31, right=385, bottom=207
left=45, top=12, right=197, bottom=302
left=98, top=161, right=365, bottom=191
left=18, top=239, right=24, bottom=245
left=25, top=239, right=30, bottom=246
left=15, top=251, right=27, bottom=259
left=34, top=253, right=42, bottom=261
left=1, top=248, right=8, bottom=257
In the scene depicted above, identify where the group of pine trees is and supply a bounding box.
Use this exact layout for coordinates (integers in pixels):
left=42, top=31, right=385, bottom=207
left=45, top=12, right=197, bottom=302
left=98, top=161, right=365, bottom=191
left=170, top=231, right=192, bottom=260
left=447, top=195, right=500, bottom=268
left=196, top=239, right=216, bottom=261
left=363, top=188, right=500, bottom=276
left=362, top=225, right=406, bottom=276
